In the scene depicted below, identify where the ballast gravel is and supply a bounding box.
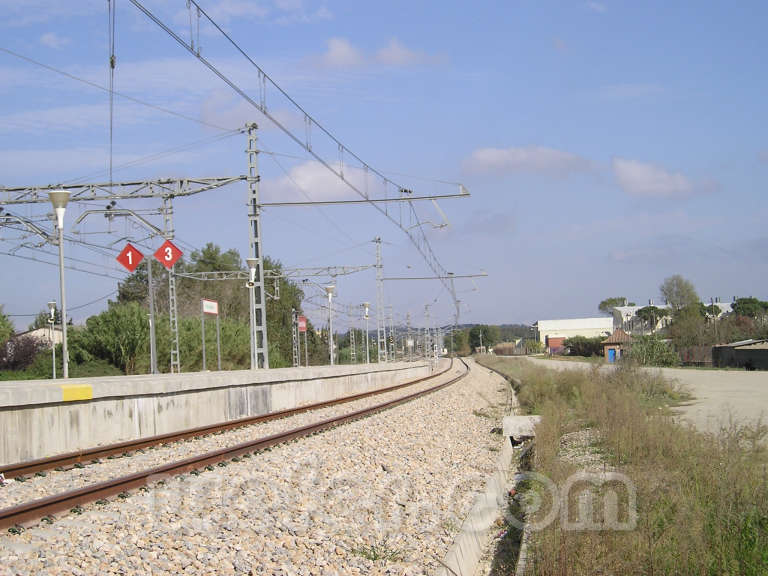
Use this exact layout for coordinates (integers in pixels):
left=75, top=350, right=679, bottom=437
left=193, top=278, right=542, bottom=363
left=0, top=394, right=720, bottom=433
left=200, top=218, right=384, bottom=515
left=0, top=359, right=513, bottom=575
left=0, top=366, right=461, bottom=509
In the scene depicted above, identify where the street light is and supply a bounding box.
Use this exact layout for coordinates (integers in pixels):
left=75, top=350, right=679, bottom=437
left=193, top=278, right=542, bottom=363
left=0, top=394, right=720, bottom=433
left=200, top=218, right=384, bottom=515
left=49, top=190, right=70, bottom=379
left=362, top=302, right=370, bottom=364
left=47, top=300, right=57, bottom=379
left=325, top=285, right=336, bottom=365
left=246, top=257, right=258, bottom=370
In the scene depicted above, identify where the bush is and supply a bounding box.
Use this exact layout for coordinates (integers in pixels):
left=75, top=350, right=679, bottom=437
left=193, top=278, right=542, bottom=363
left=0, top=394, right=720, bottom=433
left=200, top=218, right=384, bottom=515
left=627, top=335, right=679, bottom=367
left=0, top=335, right=46, bottom=370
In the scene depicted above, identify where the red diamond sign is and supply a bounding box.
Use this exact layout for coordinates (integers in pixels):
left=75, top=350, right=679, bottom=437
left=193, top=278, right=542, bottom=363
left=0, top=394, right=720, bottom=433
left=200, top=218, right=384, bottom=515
left=154, top=240, right=183, bottom=270
left=116, top=243, right=144, bottom=273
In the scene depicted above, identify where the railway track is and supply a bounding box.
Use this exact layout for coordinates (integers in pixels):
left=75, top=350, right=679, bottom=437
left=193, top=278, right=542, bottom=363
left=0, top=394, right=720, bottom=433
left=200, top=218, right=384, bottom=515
left=0, top=361, right=453, bottom=480
left=0, top=358, right=469, bottom=531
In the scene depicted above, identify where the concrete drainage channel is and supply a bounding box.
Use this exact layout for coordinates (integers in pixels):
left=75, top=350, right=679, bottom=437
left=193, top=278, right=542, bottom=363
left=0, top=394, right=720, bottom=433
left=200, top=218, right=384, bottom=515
left=436, top=363, right=539, bottom=576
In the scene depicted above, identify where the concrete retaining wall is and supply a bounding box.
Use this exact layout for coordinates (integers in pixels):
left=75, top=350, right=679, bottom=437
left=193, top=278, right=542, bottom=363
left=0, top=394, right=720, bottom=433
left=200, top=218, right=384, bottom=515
left=0, top=361, right=437, bottom=466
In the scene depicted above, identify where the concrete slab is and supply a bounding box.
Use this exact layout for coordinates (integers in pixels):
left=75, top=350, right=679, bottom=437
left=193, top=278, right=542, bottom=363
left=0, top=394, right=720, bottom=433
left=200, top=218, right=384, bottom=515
left=503, top=415, right=541, bottom=440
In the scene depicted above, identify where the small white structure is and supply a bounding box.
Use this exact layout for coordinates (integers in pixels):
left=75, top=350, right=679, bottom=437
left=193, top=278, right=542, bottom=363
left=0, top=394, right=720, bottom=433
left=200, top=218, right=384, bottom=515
left=12, top=327, right=63, bottom=347
left=534, top=317, right=613, bottom=347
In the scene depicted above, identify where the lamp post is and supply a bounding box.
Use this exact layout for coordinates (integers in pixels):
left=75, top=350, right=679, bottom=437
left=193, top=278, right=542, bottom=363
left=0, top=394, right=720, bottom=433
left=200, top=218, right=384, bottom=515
left=246, top=257, right=258, bottom=370
left=362, top=302, right=370, bottom=364
left=325, top=285, right=336, bottom=365
left=49, top=190, right=70, bottom=378
left=47, top=300, right=57, bottom=379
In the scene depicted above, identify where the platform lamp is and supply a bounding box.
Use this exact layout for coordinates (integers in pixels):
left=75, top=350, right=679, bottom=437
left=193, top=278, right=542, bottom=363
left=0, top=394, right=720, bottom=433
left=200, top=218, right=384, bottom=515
left=325, top=285, right=336, bottom=365
left=362, top=302, right=370, bottom=364
left=47, top=300, right=57, bottom=379
left=49, top=190, right=70, bottom=378
left=245, top=257, right=258, bottom=370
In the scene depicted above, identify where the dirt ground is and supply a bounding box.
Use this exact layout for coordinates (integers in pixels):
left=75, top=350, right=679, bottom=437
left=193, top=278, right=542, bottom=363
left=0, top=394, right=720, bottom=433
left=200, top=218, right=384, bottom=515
left=526, top=357, right=768, bottom=434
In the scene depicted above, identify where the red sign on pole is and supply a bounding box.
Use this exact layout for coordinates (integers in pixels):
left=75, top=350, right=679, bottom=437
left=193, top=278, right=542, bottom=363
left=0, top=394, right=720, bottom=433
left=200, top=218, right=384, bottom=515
left=154, top=239, right=183, bottom=270
left=298, top=316, right=307, bottom=333
left=116, top=243, right=144, bottom=273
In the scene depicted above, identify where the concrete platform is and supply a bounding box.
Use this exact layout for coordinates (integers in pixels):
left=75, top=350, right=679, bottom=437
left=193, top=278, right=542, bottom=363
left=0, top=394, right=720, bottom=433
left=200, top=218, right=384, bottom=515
left=0, top=361, right=440, bottom=466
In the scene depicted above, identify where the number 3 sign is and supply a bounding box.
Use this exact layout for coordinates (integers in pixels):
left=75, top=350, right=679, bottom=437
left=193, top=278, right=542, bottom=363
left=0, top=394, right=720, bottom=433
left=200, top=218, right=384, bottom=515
left=154, top=239, right=183, bottom=270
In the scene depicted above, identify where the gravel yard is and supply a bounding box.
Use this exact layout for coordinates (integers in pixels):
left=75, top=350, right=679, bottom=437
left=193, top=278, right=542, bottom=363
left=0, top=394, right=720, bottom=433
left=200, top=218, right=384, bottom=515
left=1, top=359, right=513, bottom=575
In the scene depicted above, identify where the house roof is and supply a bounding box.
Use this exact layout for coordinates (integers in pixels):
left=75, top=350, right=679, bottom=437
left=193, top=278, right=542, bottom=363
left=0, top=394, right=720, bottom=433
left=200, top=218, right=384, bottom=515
left=728, top=339, right=768, bottom=349
left=602, top=328, right=633, bottom=345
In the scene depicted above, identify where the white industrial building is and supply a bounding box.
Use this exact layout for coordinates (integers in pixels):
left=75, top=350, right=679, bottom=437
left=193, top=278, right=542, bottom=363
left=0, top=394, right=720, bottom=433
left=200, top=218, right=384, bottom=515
left=533, top=317, right=614, bottom=349
left=612, top=300, right=733, bottom=334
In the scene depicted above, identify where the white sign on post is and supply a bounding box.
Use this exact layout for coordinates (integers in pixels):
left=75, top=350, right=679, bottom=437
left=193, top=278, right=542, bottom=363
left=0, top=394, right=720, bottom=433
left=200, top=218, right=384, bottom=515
left=202, top=299, right=219, bottom=315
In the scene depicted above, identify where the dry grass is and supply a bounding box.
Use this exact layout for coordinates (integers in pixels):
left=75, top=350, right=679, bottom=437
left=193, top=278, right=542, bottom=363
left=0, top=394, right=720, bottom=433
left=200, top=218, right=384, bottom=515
left=477, top=355, right=768, bottom=576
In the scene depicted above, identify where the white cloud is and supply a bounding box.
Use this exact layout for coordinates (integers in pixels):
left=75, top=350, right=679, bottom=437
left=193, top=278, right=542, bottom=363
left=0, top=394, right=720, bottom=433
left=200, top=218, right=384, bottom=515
left=40, top=32, right=70, bottom=49
left=375, top=38, right=429, bottom=66
left=587, top=2, right=607, bottom=13
left=321, top=37, right=365, bottom=68
left=464, top=146, right=591, bottom=176
left=318, top=37, right=436, bottom=69
left=262, top=160, right=385, bottom=202
left=612, top=158, right=700, bottom=197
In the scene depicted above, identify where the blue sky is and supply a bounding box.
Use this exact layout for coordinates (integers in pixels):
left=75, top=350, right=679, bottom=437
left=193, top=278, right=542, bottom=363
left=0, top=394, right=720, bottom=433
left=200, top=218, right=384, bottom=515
left=1, top=0, right=766, bottom=332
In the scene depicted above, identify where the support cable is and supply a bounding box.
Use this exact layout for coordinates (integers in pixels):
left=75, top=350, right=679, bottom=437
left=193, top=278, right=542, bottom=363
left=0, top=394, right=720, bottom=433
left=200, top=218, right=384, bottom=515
left=126, top=0, right=461, bottom=318
left=0, top=47, right=231, bottom=132
left=108, top=0, right=117, bottom=187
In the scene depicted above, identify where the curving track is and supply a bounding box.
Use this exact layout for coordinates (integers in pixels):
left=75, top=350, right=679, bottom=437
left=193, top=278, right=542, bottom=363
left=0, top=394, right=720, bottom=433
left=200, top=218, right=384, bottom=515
left=0, top=358, right=469, bottom=531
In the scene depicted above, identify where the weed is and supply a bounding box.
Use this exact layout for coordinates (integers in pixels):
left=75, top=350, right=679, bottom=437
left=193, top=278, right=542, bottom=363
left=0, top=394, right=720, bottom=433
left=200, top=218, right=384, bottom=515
left=351, top=540, right=404, bottom=563
left=476, top=355, right=768, bottom=576
left=440, top=518, right=460, bottom=534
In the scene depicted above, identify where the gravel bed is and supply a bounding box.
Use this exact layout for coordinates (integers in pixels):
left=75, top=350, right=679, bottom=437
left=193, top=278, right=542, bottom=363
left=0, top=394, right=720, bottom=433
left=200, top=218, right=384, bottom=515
left=1, top=358, right=512, bottom=575
left=0, top=366, right=463, bottom=510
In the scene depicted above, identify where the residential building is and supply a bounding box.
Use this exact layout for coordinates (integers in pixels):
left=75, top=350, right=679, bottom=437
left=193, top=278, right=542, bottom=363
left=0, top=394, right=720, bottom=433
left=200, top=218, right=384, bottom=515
left=533, top=317, right=614, bottom=352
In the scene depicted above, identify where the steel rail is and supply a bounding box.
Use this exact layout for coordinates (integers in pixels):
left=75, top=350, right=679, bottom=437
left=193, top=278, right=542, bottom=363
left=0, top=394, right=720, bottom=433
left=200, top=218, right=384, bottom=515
left=0, top=362, right=453, bottom=480
left=0, top=359, right=469, bottom=531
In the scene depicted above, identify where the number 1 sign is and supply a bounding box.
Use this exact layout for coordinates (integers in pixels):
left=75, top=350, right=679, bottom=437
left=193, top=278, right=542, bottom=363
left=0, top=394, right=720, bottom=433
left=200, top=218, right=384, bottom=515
left=116, top=243, right=144, bottom=273
left=154, top=240, right=183, bottom=270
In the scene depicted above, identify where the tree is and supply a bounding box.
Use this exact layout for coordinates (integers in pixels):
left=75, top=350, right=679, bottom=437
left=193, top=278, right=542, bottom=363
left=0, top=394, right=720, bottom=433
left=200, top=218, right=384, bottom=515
left=598, top=297, right=633, bottom=315
left=468, top=325, right=500, bottom=351
left=704, top=304, right=721, bottom=318
left=732, top=297, right=768, bottom=319
left=636, top=306, right=668, bottom=331
left=667, top=306, right=707, bottom=348
left=660, top=275, right=699, bottom=312
left=499, top=324, right=533, bottom=341
left=28, top=306, right=61, bottom=331
left=0, top=306, right=13, bottom=345
left=444, top=328, right=470, bottom=356
left=82, top=302, right=149, bottom=375
left=189, top=243, right=241, bottom=272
